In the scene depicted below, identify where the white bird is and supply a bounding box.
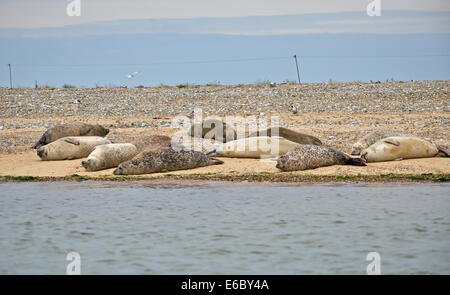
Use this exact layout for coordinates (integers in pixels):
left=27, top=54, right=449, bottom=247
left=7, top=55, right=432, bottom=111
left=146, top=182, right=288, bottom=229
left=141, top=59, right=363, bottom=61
left=187, top=110, right=195, bottom=119
left=127, top=71, right=140, bottom=79
left=290, top=105, right=298, bottom=114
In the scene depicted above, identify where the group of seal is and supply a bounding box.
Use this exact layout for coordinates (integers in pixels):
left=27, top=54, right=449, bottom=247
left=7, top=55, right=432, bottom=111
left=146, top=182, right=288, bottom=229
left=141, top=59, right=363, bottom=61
left=350, top=130, right=413, bottom=156
left=33, top=121, right=448, bottom=175
left=33, top=122, right=109, bottom=149
left=34, top=121, right=225, bottom=174
left=34, top=121, right=112, bottom=161
left=37, top=136, right=111, bottom=160
left=351, top=130, right=448, bottom=163
left=361, top=136, right=449, bottom=162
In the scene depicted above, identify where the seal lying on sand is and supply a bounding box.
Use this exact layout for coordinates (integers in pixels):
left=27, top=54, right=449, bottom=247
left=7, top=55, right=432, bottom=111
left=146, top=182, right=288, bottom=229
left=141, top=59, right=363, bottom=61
left=189, top=119, right=237, bottom=143
left=361, top=136, right=449, bottom=163
left=37, top=136, right=111, bottom=161
left=113, top=148, right=223, bottom=175
left=276, top=144, right=366, bottom=171
left=248, top=127, right=322, bottom=146
left=171, top=132, right=221, bottom=154
left=81, top=143, right=138, bottom=171
left=215, top=136, right=298, bottom=158
left=33, top=122, right=109, bottom=149
left=351, top=130, right=414, bottom=155
left=131, top=134, right=172, bottom=153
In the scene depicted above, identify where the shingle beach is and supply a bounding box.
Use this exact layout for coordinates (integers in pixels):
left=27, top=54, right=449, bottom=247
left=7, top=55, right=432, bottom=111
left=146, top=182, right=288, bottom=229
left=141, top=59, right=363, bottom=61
left=0, top=80, right=449, bottom=181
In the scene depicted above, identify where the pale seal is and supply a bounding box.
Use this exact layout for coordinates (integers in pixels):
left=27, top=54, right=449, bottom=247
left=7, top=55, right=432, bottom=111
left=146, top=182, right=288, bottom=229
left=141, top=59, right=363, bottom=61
left=248, top=127, right=322, bottom=146
left=81, top=143, right=138, bottom=171
left=215, top=136, right=299, bottom=158
left=33, top=122, right=110, bottom=149
left=189, top=119, right=237, bottom=143
left=37, top=136, right=111, bottom=161
left=351, top=130, right=414, bottom=155
left=276, top=144, right=366, bottom=171
left=113, top=148, right=223, bottom=175
left=360, top=136, right=448, bottom=162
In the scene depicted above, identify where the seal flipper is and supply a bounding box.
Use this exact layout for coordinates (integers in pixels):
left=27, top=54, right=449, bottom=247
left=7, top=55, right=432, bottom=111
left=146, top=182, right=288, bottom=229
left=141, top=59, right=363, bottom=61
left=32, top=140, right=43, bottom=149
left=209, top=157, right=224, bottom=165
left=436, top=145, right=450, bottom=157
left=206, top=149, right=217, bottom=156
left=63, top=138, right=80, bottom=145
left=32, top=134, right=47, bottom=149
left=383, top=138, right=400, bottom=146
left=346, top=157, right=367, bottom=166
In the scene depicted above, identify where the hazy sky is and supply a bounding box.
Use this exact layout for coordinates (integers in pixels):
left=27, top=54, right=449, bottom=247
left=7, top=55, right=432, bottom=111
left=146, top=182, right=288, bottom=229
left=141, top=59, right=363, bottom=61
left=1, top=1, right=449, bottom=86
left=1, top=0, right=450, bottom=28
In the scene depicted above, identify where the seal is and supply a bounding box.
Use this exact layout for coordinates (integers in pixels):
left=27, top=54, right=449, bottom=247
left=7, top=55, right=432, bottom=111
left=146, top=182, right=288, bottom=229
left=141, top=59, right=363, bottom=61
left=33, top=122, right=110, bottom=149
left=360, top=136, right=448, bottom=162
left=215, top=136, right=299, bottom=158
left=37, top=136, right=111, bottom=161
left=113, top=148, right=223, bottom=175
left=171, top=132, right=221, bottom=154
left=276, top=144, right=366, bottom=171
left=81, top=143, right=138, bottom=171
left=248, top=127, right=322, bottom=145
left=131, top=134, right=172, bottom=153
left=189, top=119, right=237, bottom=143
left=351, top=130, right=414, bottom=155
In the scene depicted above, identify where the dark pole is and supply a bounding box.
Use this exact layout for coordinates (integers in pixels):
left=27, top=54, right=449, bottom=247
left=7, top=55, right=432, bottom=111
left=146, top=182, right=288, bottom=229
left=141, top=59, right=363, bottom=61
left=293, top=55, right=300, bottom=83
left=8, top=64, right=12, bottom=88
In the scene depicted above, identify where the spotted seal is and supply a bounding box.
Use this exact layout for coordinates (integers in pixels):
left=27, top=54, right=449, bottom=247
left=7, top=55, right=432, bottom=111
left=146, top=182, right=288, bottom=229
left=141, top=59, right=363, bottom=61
left=113, top=148, right=223, bottom=175
left=33, top=122, right=109, bottom=149
left=276, top=144, right=366, bottom=171
left=81, top=143, right=138, bottom=171
left=361, top=136, right=449, bottom=162
left=37, top=136, right=111, bottom=161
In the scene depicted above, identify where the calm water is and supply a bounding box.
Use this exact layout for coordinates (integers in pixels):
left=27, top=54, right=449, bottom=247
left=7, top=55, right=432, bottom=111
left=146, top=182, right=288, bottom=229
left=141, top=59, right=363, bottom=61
left=0, top=181, right=449, bottom=274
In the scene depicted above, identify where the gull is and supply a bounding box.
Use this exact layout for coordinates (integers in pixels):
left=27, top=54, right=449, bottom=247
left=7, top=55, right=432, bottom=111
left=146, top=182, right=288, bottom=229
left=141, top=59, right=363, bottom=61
left=127, top=71, right=140, bottom=79
left=187, top=110, right=195, bottom=119
left=290, top=105, right=298, bottom=114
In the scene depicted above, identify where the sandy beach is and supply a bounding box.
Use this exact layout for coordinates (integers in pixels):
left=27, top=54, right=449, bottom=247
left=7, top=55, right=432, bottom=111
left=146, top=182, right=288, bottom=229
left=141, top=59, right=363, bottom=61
left=0, top=81, right=449, bottom=181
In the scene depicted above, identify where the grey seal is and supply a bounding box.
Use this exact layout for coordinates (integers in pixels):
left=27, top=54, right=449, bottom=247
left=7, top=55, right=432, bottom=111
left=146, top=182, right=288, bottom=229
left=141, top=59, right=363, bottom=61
left=33, top=122, right=109, bottom=149
left=248, top=127, right=322, bottom=146
left=276, top=144, right=366, bottom=171
left=113, top=148, right=223, bottom=175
